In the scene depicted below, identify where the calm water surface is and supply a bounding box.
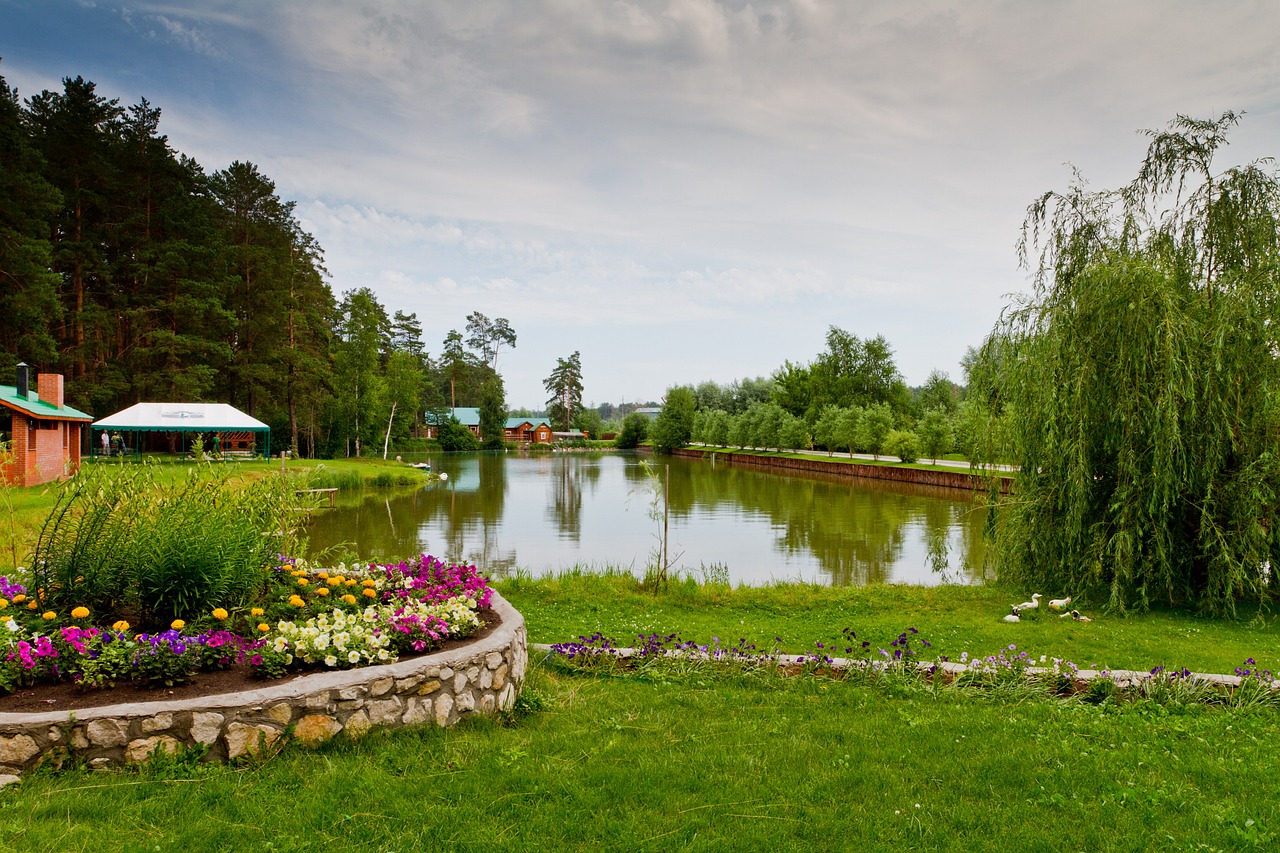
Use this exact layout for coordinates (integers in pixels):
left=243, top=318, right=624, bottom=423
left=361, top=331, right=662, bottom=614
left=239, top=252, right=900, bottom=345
left=306, top=453, right=989, bottom=586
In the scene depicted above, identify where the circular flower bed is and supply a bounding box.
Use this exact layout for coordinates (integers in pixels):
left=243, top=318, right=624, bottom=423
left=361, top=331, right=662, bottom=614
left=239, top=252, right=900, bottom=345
left=0, top=554, right=494, bottom=695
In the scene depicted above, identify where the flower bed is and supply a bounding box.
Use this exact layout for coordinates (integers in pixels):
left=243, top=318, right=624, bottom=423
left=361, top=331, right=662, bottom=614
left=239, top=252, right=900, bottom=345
left=0, top=589, right=526, bottom=774
left=0, top=554, right=527, bottom=773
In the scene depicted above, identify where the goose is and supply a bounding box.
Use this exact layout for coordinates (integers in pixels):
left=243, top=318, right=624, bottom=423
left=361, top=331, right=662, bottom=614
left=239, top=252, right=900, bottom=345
left=1015, top=593, right=1042, bottom=611
left=1047, top=596, right=1072, bottom=612
left=1070, top=610, right=1092, bottom=623
left=1002, top=606, right=1022, bottom=623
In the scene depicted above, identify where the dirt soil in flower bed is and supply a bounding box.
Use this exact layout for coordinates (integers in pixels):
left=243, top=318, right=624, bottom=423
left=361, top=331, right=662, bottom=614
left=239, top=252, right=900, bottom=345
left=0, top=610, right=503, bottom=714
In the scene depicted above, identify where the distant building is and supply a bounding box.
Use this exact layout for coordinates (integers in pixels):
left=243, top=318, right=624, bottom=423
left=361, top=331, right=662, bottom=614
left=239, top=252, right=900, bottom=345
left=424, top=408, right=555, bottom=443
left=633, top=407, right=662, bottom=420
left=0, top=364, right=94, bottom=487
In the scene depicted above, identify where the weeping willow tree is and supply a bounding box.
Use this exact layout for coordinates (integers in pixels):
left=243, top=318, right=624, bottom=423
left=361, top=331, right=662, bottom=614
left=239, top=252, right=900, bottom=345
left=976, top=112, right=1280, bottom=615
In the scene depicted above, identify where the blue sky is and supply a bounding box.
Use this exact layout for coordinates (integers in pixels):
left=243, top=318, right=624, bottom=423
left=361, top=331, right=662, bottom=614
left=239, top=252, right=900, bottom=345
left=4, top=1, right=1280, bottom=409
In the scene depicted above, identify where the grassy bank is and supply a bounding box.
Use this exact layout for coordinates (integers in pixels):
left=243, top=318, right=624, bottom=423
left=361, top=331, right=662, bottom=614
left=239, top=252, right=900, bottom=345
left=495, top=570, right=1280, bottom=677
left=0, top=457, right=428, bottom=571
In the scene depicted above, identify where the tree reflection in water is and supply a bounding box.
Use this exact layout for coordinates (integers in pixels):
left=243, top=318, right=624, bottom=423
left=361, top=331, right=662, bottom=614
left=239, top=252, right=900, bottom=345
left=308, top=454, right=987, bottom=585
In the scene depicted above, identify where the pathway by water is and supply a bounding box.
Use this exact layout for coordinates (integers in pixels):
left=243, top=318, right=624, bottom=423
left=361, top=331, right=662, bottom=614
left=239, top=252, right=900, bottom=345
left=306, top=453, right=989, bottom=587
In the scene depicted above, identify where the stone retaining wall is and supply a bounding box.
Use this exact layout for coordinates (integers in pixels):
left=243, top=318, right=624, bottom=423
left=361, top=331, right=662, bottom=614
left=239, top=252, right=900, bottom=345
left=0, top=591, right=526, bottom=774
left=666, top=447, right=1014, bottom=494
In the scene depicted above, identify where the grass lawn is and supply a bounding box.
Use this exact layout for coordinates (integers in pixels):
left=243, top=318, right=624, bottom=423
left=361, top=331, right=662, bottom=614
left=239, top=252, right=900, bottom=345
left=2, top=660, right=1277, bottom=851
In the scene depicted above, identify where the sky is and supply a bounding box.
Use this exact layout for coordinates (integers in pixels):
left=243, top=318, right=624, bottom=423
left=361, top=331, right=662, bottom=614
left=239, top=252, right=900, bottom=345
left=4, top=1, right=1280, bottom=410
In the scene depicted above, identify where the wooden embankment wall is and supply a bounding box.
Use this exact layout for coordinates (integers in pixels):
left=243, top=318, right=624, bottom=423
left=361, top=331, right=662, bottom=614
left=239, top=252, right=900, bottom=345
left=664, top=447, right=1013, bottom=495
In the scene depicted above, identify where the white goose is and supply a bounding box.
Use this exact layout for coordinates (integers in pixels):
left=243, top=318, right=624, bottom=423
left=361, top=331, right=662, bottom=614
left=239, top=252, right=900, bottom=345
left=1015, top=593, right=1042, bottom=612
left=1047, top=596, right=1072, bottom=612
left=1002, top=605, right=1022, bottom=623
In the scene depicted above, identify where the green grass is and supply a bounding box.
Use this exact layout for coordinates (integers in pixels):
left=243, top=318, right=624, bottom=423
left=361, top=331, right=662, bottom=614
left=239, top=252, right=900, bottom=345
left=0, top=458, right=426, bottom=572
left=496, top=570, right=1280, bottom=675
left=2, top=663, right=1277, bottom=851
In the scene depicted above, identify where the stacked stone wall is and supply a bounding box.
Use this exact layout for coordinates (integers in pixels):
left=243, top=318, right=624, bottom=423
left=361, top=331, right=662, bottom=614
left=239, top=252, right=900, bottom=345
left=0, top=592, right=526, bottom=774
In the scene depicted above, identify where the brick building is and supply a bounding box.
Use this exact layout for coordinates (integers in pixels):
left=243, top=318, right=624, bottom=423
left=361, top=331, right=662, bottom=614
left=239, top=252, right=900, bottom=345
left=0, top=364, right=94, bottom=487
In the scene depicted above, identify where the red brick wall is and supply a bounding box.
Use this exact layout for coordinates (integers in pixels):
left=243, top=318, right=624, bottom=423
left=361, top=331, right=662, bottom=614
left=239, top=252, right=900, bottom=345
left=2, top=414, right=83, bottom=487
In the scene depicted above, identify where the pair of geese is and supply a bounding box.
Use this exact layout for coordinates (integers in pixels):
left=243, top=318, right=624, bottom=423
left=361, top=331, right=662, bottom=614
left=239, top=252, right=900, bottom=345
left=1003, top=593, right=1092, bottom=623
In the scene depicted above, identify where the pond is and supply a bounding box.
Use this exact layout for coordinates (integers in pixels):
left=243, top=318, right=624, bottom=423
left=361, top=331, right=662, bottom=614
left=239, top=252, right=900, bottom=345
left=306, top=453, right=990, bottom=586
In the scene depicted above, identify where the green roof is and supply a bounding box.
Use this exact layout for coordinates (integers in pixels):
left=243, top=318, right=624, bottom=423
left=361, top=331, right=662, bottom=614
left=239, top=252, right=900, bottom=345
left=0, top=383, right=93, bottom=422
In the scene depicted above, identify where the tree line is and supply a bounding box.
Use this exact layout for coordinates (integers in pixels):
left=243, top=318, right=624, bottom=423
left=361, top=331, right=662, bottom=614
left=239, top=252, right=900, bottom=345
left=643, top=326, right=989, bottom=464
left=0, top=68, right=544, bottom=456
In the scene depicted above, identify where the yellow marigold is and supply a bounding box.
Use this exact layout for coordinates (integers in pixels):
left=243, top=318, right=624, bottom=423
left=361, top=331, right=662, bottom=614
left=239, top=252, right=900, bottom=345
left=317, top=587, right=330, bottom=596
left=0, top=599, right=8, bottom=609
left=250, top=607, right=265, bottom=617
left=112, top=620, right=130, bottom=632
left=171, top=619, right=186, bottom=630
left=12, top=594, right=25, bottom=603
left=341, top=594, right=357, bottom=605
left=362, top=587, right=377, bottom=598
left=316, top=572, right=329, bottom=580
left=257, top=623, right=270, bottom=633
left=297, top=577, right=310, bottom=586
left=345, top=580, right=357, bottom=587
left=41, top=611, right=56, bottom=620
left=26, top=601, right=37, bottom=610
left=331, top=575, right=346, bottom=585
left=212, top=608, right=229, bottom=620
left=71, top=606, right=90, bottom=619
left=361, top=579, right=376, bottom=588
left=289, top=595, right=306, bottom=607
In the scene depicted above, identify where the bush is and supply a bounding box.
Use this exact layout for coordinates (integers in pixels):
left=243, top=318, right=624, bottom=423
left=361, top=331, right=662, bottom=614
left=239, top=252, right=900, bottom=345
left=884, top=430, right=921, bottom=464
left=437, top=419, right=481, bottom=452
left=616, top=413, right=650, bottom=449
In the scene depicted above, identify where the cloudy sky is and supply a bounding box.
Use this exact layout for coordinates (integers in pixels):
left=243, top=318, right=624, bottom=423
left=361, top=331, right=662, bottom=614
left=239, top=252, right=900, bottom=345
left=4, top=1, right=1280, bottom=409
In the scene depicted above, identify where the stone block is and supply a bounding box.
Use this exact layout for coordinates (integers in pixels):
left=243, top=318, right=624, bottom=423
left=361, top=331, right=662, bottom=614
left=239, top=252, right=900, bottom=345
left=336, top=699, right=365, bottom=712
left=395, top=675, right=423, bottom=692
left=485, top=651, right=503, bottom=670
left=126, top=736, right=179, bottom=764
left=337, top=686, right=365, bottom=701
left=481, top=694, right=496, bottom=715
left=493, top=664, right=508, bottom=692
left=498, top=684, right=516, bottom=711
left=224, top=723, right=280, bottom=760
left=367, top=698, right=403, bottom=727
left=369, top=677, right=394, bottom=697
left=305, top=693, right=332, bottom=708
left=434, top=693, right=454, bottom=727
left=293, top=715, right=342, bottom=747
left=402, top=697, right=431, bottom=726
left=480, top=668, right=493, bottom=690
left=453, top=672, right=469, bottom=693
left=141, top=712, right=174, bottom=734
left=416, top=679, right=442, bottom=696
left=267, top=704, right=293, bottom=726
left=0, top=735, right=39, bottom=765
left=189, top=712, right=224, bottom=746
left=438, top=667, right=454, bottom=681
left=0, top=774, right=20, bottom=788
left=89, top=757, right=113, bottom=769
left=70, top=728, right=90, bottom=750
left=455, top=691, right=475, bottom=713
left=465, top=666, right=480, bottom=682
left=46, top=727, right=62, bottom=743
left=343, top=710, right=371, bottom=739
left=86, top=719, right=126, bottom=748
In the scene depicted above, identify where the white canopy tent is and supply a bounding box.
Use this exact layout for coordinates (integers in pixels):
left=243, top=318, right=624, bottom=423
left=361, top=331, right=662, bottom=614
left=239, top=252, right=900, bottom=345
left=92, top=403, right=271, bottom=458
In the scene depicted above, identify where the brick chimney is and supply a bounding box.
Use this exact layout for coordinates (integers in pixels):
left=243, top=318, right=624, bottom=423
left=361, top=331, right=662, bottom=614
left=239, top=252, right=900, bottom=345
left=37, top=372, right=64, bottom=408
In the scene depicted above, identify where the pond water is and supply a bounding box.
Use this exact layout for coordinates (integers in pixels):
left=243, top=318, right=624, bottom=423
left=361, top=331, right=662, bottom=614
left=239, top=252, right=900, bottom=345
left=305, top=453, right=990, bottom=586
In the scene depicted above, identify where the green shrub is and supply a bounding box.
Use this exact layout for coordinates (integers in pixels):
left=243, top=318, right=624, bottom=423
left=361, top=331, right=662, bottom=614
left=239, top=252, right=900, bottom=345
left=884, top=430, right=921, bottom=464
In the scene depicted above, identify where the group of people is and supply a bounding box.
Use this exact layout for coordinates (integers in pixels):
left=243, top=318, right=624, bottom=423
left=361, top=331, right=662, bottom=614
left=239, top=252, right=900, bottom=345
left=98, top=431, right=126, bottom=457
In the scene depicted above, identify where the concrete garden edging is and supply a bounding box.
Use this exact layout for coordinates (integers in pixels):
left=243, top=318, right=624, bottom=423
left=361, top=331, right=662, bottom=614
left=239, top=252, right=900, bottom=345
left=0, top=591, right=526, bottom=775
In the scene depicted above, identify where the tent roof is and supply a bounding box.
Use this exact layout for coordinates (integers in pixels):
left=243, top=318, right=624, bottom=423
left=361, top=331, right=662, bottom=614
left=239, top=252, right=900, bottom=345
left=93, top=403, right=269, bottom=432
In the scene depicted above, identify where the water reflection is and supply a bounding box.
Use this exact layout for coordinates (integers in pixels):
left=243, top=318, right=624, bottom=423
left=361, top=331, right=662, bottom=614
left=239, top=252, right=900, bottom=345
left=307, top=453, right=989, bottom=586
